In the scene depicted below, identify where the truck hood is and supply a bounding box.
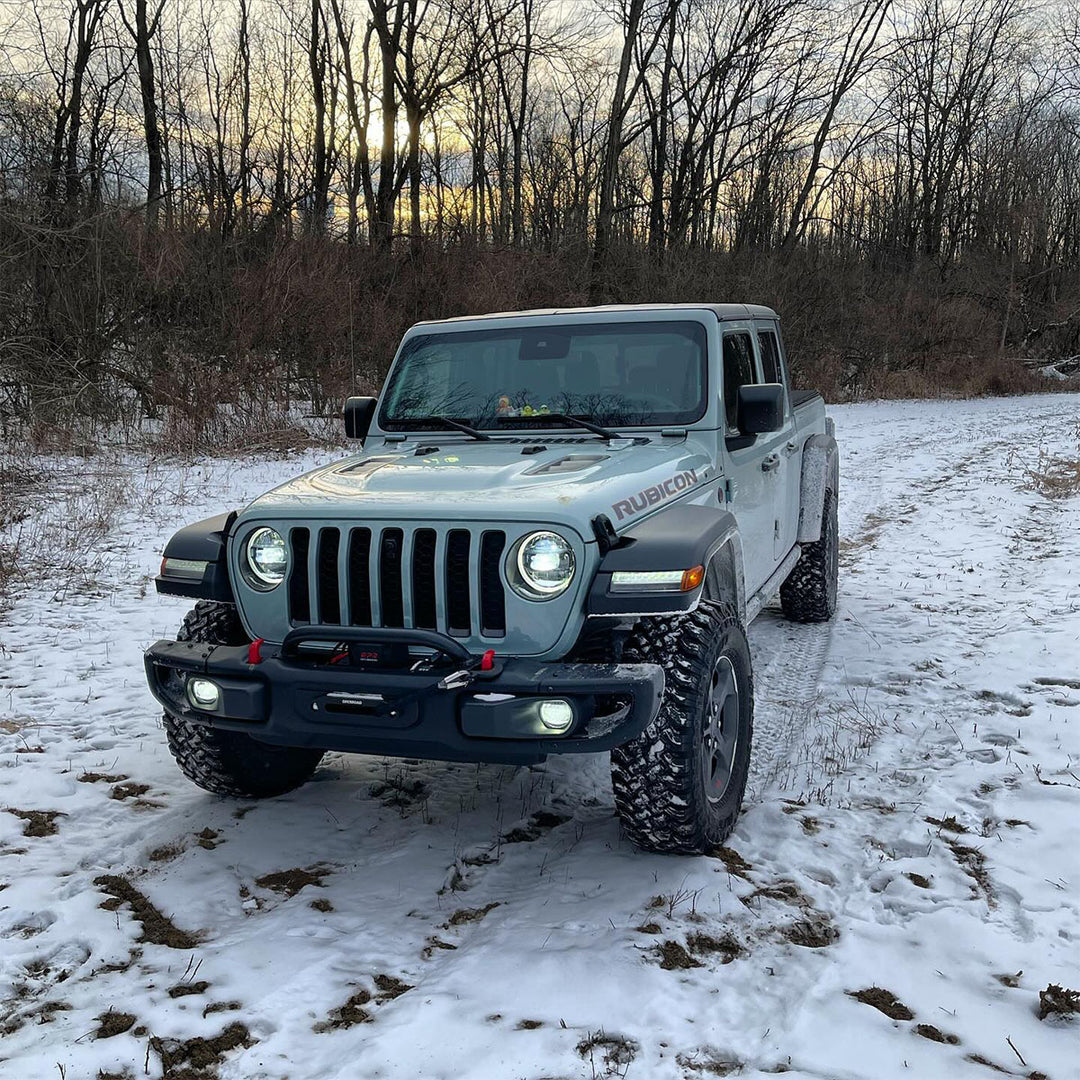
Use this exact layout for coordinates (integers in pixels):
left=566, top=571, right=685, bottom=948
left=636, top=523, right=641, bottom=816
left=246, top=437, right=716, bottom=531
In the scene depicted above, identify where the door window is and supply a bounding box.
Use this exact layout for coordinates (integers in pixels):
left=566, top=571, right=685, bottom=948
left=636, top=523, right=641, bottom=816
left=722, top=332, right=758, bottom=432
left=758, top=329, right=783, bottom=384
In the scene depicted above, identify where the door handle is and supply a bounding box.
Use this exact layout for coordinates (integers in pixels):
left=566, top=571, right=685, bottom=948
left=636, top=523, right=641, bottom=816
left=761, top=453, right=780, bottom=473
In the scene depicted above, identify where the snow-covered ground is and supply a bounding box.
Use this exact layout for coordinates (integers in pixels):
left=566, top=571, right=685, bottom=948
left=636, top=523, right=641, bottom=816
left=1, top=394, right=1078, bottom=1080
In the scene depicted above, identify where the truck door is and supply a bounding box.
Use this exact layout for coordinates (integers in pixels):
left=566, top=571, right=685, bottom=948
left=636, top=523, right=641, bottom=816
left=755, top=320, right=799, bottom=562
left=721, top=325, right=782, bottom=595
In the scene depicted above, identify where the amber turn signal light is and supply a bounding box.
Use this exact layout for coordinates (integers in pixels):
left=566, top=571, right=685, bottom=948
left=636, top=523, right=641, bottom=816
left=681, top=565, right=705, bottom=591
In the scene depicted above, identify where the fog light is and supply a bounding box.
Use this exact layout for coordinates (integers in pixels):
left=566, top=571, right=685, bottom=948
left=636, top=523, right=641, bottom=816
left=538, top=699, right=574, bottom=732
left=187, top=677, right=221, bottom=710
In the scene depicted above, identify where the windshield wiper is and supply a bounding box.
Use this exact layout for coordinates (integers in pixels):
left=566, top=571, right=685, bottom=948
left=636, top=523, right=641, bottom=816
left=414, top=416, right=491, bottom=441
left=496, top=413, right=622, bottom=441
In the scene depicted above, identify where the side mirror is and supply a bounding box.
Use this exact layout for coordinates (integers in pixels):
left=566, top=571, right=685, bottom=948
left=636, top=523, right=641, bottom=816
left=344, top=396, right=377, bottom=440
left=737, top=383, right=785, bottom=435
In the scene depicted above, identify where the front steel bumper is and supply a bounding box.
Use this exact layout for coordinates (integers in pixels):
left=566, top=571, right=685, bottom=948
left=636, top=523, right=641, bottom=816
left=144, top=626, right=664, bottom=765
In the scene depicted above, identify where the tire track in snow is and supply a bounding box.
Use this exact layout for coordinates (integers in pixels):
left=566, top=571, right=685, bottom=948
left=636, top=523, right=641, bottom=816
left=747, top=610, right=834, bottom=798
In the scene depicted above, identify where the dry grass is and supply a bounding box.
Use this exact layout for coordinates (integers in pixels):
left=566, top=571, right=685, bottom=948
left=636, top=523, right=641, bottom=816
left=1021, top=448, right=1080, bottom=499
left=576, top=1029, right=639, bottom=1079
left=1012, top=420, right=1080, bottom=500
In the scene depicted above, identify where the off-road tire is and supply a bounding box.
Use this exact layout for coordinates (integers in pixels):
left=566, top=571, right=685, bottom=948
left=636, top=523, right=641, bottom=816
left=780, top=487, right=838, bottom=623
left=162, top=600, right=324, bottom=798
left=610, top=601, right=753, bottom=855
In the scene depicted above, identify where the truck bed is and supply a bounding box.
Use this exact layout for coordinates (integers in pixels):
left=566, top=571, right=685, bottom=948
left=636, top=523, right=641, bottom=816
left=790, top=389, right=823, bottom=410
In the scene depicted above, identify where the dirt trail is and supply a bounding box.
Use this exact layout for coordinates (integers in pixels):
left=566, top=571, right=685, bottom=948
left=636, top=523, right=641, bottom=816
left=1, top=395, right=1078, bottom=1080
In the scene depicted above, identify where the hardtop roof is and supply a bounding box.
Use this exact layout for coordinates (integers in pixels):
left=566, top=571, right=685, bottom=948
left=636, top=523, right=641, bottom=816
left=409, top=303, right=779, bottom=330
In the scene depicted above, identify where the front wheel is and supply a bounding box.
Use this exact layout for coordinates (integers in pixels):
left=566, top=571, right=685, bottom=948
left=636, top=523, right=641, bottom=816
left=163, top=601, right=324, bottom=798
left=611, top=601, right=753, bottom=855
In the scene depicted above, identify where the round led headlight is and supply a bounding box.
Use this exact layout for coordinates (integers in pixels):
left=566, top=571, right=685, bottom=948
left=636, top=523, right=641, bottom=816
left=512, top=531, right=575, bottom=599
left=244, top=527, right=288, bottom=589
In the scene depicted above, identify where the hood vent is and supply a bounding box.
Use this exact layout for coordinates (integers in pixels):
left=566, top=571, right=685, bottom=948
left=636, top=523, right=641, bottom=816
left=525, top=454, right=606, bottom=476
left=339, top=457, right=396, bottom=477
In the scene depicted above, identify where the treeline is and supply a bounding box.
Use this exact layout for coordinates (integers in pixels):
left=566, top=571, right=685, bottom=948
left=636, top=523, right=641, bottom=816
left=1, top=0, right=1078, bottom=440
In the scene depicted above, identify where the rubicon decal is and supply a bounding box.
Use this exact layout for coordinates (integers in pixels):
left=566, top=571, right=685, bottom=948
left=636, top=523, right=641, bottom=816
left=612, top=469, right=698, bottom=521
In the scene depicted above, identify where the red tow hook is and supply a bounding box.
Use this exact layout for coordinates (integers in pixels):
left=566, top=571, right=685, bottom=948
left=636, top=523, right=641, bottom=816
left=247, top=638, right=265, bottom=665
left=480, top=649, right=495, bottom=672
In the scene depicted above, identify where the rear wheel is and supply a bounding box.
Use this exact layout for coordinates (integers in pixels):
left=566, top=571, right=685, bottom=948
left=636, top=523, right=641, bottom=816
left=163, top=601, right=324, bottom=798
left=610, top=601, right=753, bottom=854
left=780, top=487, right=838, bottom=623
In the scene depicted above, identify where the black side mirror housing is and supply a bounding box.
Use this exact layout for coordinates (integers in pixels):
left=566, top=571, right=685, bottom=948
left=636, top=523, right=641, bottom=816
left=737, top=383, right=785, bottom=435
left=344, top=396, right=377, bottom=440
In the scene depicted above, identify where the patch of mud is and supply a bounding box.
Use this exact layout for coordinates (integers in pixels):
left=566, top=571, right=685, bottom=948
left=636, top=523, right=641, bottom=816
left=195, top=828, right=221, bottom=850
left=5, top=809, right=63, bottom=837
left=202, top=1001, right=241, bottom=1017
left=169, top=981, right=209, bottom=999
left=710, top=846, right=752, bottom=878
left=965, top=1053, right=1011, bottom=1074
left=516, top=1018, right=543, bottom=1030
left=947, top=840, right=996, bottom=906
left=2, top=999, right=71, bottom=1037
left=686, top=932, right=743, bottom=964
left=373, top=974, right=413, bottom=1002
left=369, top=775, right=428, bottom=812
left=653, top=940, right=702, bottom=970
left=94, top=874, right=198, bottom=949
left=913, top=1022, right=960, bottom=1044
left=905, top=872, right=932, bottom=889
left=151, top=1021, right=252, bottom=1077
left=77, top=772, right=127, bottom=784
left=995, top=971, right=1023, bottom=988
left=421, top=935, right=457, bottom=958
left=310, top=897, right=333, bottom=913
left=96, top=1010, right=137, bottom=1038
left=847, top=987, right=914, bottom=1021
left=1038, top=983, right=1080, bottom=1021
left=743, top=881, right=811, bottom=908
left=109, top=782, right=150, bottom=801
left=676, top=1050, right=743, bottom=1076
left=91, top=951, right=140, bottom=976
left=782, top=915, right=839, bottom=949
left=254, top=866, right=329, bottom=899
left=446, top=902, right=499, bottom=927
left=635, top=922, right=663, bottom=935
left=315, top=989, right=372, bottom=1032
left=148, top=842, right=183, bottom=863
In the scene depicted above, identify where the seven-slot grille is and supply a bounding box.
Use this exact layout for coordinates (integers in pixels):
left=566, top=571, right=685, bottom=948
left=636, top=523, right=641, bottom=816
left=285, top=525, right=507, bottom=639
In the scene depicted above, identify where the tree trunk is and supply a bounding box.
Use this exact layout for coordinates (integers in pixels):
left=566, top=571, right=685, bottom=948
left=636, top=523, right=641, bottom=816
left=591, top=0, right=645, bottom=300
left=130, top=0, right=164, bottom=228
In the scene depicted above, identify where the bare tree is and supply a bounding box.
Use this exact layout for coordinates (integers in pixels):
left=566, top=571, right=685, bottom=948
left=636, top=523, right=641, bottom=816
left=121, top=0, right=164, bottom=226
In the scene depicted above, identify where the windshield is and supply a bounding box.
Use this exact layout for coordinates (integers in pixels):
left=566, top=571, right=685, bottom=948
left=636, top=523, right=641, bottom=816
left=378, top=321, right=708, bottom=430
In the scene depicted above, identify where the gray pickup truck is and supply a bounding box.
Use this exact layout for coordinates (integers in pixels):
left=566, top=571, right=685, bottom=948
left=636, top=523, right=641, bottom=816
left=145, top=305, right=838, bottom=854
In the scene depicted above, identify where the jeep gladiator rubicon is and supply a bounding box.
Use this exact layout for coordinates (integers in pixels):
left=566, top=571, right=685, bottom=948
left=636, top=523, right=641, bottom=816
left=145, top=305, right=838, bottom=854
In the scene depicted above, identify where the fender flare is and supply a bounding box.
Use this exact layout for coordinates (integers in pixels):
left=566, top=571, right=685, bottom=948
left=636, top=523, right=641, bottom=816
left=587, top=505, right=743, bottom=617
left=796, top=433, right=839, bottom=544
left=156, top=511, right=237, bottom=602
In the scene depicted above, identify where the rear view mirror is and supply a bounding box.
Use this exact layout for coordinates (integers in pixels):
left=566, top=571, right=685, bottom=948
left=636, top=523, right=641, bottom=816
left=344, top=396, right=377, bottom=440
left=737, top=384, right=784, bottom=435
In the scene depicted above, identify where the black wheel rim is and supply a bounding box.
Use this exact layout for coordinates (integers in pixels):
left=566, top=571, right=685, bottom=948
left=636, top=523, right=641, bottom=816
left=702, top=654, right=740, bottom=802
